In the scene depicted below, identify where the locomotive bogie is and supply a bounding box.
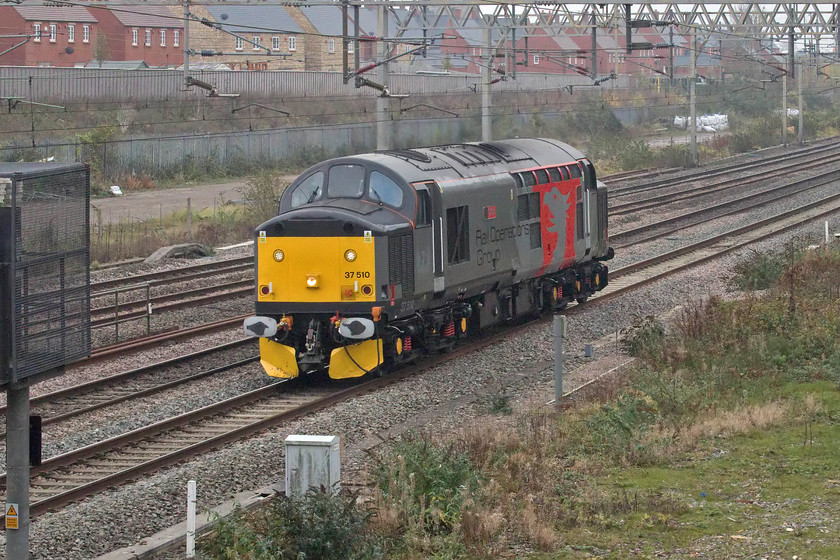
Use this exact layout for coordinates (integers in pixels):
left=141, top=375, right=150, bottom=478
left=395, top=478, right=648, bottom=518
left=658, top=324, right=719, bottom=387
left=246, top=139, right=614, bottom=379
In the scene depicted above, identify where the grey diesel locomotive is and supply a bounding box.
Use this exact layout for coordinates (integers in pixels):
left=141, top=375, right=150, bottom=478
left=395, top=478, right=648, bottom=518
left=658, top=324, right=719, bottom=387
left=245, top=138, right=614, bottom=379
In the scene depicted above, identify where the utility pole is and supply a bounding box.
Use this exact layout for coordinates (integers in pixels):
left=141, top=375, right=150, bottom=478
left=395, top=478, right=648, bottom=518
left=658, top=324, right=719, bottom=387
left=614, top=26, right=620, bottom=84
left=6, top=383, right=30, bottom=559
left=798, top=59, right=804, bottom=144
left=836, top=4, right=840, bottom=56
left=782, top=72, right=788, bottom=146
left=591, top=8, right=597, bottom=80
left=788, top=26, right=796, bottom=78
left=482, top=26, right=492, bottom=142
left=689, top=26, right=698, bottom=167
left=341, top=0, right=348, bottom=83
left=375, top=5, right=391, bottom=150
left=183, top=0, right=190, bottom=89
left=669, top=26, right=675, bottom=85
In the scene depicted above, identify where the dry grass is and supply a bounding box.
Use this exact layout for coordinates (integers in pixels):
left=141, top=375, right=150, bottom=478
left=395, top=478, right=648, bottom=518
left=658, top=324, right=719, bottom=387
left=650, top=400, right=790, bottom=456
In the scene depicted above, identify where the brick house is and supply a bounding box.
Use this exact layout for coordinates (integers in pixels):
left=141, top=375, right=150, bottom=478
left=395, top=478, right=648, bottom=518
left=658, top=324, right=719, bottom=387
left=0, top=5, right=99, bottom=67
left=88, top=5, right=183, bottom=67
left=190, top=5, right=305, bottom=71
left=297, top=6, right=345, bottom=72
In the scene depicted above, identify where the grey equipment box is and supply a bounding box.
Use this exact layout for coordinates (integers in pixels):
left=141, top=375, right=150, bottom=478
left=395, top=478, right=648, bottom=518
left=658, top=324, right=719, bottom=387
left=284, top=434, right=341, bottom=498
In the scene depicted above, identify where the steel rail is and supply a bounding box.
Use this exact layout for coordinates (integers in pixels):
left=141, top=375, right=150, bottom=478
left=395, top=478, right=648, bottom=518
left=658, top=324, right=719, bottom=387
left=610, top=150, right=840, bottom=216
left=91, top=256, right=253, bottom=292
left=85, top=315, right=249, bottom=363
left=608, top=138, right=840, bottom=197
left=610, top=166, right=840, bottom=248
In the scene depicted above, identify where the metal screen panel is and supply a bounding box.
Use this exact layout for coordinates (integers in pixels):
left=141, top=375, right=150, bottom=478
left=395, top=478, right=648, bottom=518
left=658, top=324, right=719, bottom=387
left=0, top=163, right=90, bottom=384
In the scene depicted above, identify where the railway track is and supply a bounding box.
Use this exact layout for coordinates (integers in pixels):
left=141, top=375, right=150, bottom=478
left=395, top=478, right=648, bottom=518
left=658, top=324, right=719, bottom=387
left=608, top=136, right=840, bottom=195
left=610, top=146, right=840, bottom=216
left=610, top=165, right=840, bottom=248
left=7, top=184, right=840, bottom=520
left=0, top=339, right=257, bottom=440
left=91, top=256, right=252, bottom=293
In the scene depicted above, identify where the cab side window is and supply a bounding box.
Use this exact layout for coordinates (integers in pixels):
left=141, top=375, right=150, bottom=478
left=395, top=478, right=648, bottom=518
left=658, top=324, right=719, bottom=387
left=290, top=171, right=324, bottom=208
left=369, top=171, right=404, bottom=207
left=328, top=164, right=365, bottom=198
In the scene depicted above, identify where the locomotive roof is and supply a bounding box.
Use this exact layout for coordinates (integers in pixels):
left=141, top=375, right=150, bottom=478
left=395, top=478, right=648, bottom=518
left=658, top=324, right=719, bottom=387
left=309, top=138, right=587, bottom=186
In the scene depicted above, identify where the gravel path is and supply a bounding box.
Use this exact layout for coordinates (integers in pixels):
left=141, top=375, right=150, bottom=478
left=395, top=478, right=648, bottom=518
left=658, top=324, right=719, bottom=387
left=6, top=204, right=838, bottom=560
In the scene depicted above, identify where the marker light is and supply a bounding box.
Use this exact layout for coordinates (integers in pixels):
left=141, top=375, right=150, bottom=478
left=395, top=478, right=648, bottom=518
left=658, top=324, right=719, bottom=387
left=344, top=249, right=357, bottom=262
left=306, top=275, right=319, bottom=288
left=273, top=249, right=284, bottom=262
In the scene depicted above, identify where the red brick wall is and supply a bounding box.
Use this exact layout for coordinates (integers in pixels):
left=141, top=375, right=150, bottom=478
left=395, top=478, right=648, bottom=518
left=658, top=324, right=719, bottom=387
left=0, top=8, right=100, bottom=67
left=88, top=7, right=183, bottom=67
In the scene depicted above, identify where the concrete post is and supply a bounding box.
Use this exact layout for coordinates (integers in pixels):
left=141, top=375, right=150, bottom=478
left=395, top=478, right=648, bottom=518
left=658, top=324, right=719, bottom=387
left=183, top=0, right=190, bottom=89
left=591, top=8, right=597, bottom=80
left=482, top=27, right=492, bottom=142
left=783, top=73, right=788, bottom=146
left=375, top=5, right=391, bottom=150
left=553, top=314, right=566, bottom=409
left=689, top=26, right=698, bottom=167
left=798, top=60, right=804, bottom=144
left=6, top=383, right=30, bottom=560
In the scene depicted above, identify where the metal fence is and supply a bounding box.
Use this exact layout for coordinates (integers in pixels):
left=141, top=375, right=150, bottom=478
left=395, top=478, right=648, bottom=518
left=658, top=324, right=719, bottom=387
left=0, top=163, right=90, bottom=383
left=0, top=66, right=631, bottom=102
left=19, top=116, right=485, bottom=177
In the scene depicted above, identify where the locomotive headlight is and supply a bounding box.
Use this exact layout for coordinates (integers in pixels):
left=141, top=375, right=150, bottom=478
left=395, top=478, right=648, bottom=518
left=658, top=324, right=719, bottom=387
left=306, top=275, right=319, bottom=288
left=273, top=249, right=285, bottom=262
left=344, top=249, right=357, bottom=262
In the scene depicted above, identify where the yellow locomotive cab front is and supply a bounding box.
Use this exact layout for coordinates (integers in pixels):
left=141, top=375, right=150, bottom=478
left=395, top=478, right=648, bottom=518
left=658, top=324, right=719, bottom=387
left=254, top=233, right=379, bottom=378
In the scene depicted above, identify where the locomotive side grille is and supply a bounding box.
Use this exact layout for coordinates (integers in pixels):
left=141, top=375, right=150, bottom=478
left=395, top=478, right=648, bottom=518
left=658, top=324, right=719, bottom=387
left=517, top=195, right=529, bottom=221
left=388, top=232, right=415, bottom=297
left=598, top=189, right=608, bottom=246
left=530, top=225, right=542, bottom=249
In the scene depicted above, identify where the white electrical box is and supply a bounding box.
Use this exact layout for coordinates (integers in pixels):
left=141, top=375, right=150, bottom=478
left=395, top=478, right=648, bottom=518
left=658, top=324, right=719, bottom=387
left=284, top=435, right=341, bottom=498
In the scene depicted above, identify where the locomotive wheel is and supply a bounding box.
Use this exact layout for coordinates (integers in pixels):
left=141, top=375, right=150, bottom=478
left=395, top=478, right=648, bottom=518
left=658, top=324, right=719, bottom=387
left=576, top=296, right=589, bottom=305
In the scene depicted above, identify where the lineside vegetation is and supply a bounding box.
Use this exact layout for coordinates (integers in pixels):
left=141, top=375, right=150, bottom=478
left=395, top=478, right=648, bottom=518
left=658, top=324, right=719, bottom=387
left=198, top=240, right=840, bottom=558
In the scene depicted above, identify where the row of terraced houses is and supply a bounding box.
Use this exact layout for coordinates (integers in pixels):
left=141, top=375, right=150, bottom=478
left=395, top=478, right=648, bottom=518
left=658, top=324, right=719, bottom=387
left=0, top=2, right=766, bottom=79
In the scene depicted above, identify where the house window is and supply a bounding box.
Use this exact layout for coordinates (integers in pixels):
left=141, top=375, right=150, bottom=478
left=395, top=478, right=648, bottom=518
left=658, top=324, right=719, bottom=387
left=235, top=36, right=243, bottom=51
left=145, top=28, right=151, bottom=46
left=533, top=53, right=540, bottom=65
left=83, top=25, right=89, bottom=43
left=446, top=206, right=470, bottom=265
left=173, top=30, right=179, bottom=47
left=347, top=40, right=354, bottom=54
left=33, top=23, right=41, bottom=42
left=49, top=24, right=56, bottom=43
left=160, top=29, right=166, bottom=47
left=288, top=36, right=296, bottom=51
left=272, top=36, right=280, bottom=51
left=68, top=24, right=74, bottom=43
left=328, top=38, right=335, bottom=53
left=253, top=36, right=260, bottom=50
left=132, top=28, right=138, bottom=46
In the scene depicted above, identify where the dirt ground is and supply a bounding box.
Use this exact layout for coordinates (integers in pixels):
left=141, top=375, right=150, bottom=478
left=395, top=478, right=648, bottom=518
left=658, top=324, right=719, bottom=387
left=91, top=176, right=297, bottom=225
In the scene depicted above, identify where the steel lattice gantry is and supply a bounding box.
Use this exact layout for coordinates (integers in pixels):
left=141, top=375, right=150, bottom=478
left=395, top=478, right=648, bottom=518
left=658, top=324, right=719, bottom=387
left=372, top=3, right=840, bottom=38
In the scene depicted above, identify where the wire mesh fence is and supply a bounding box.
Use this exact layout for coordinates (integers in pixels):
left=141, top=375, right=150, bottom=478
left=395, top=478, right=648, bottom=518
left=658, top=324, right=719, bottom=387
left=0, top=163, right=90, bottom=383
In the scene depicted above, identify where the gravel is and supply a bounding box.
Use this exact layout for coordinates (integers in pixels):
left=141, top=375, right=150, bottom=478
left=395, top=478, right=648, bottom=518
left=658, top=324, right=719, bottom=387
left=6, top=203, right=838, bottom=560
left=4, top=151, right=840, bottom=558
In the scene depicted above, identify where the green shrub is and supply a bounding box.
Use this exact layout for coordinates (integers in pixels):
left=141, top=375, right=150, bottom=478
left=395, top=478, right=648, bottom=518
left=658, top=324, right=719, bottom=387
left=375, top=438, right=482, bottom=533
left=239, top=173, right=287, bottom=227
left=199, top=489, right=382, bottom=560
left=621, top=315, right=665, bottom=359
left=731, top=248, right=787, bottom=290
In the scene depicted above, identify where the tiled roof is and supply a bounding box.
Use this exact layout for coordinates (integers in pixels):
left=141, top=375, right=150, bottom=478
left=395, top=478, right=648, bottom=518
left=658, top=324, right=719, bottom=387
left=298, top=6, right=343, bottom=37
left=107, top=6, right=181, bottom=29
left=14, top=6, right=97, bottom=23
left=204, top=5, right=302, bottom=34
